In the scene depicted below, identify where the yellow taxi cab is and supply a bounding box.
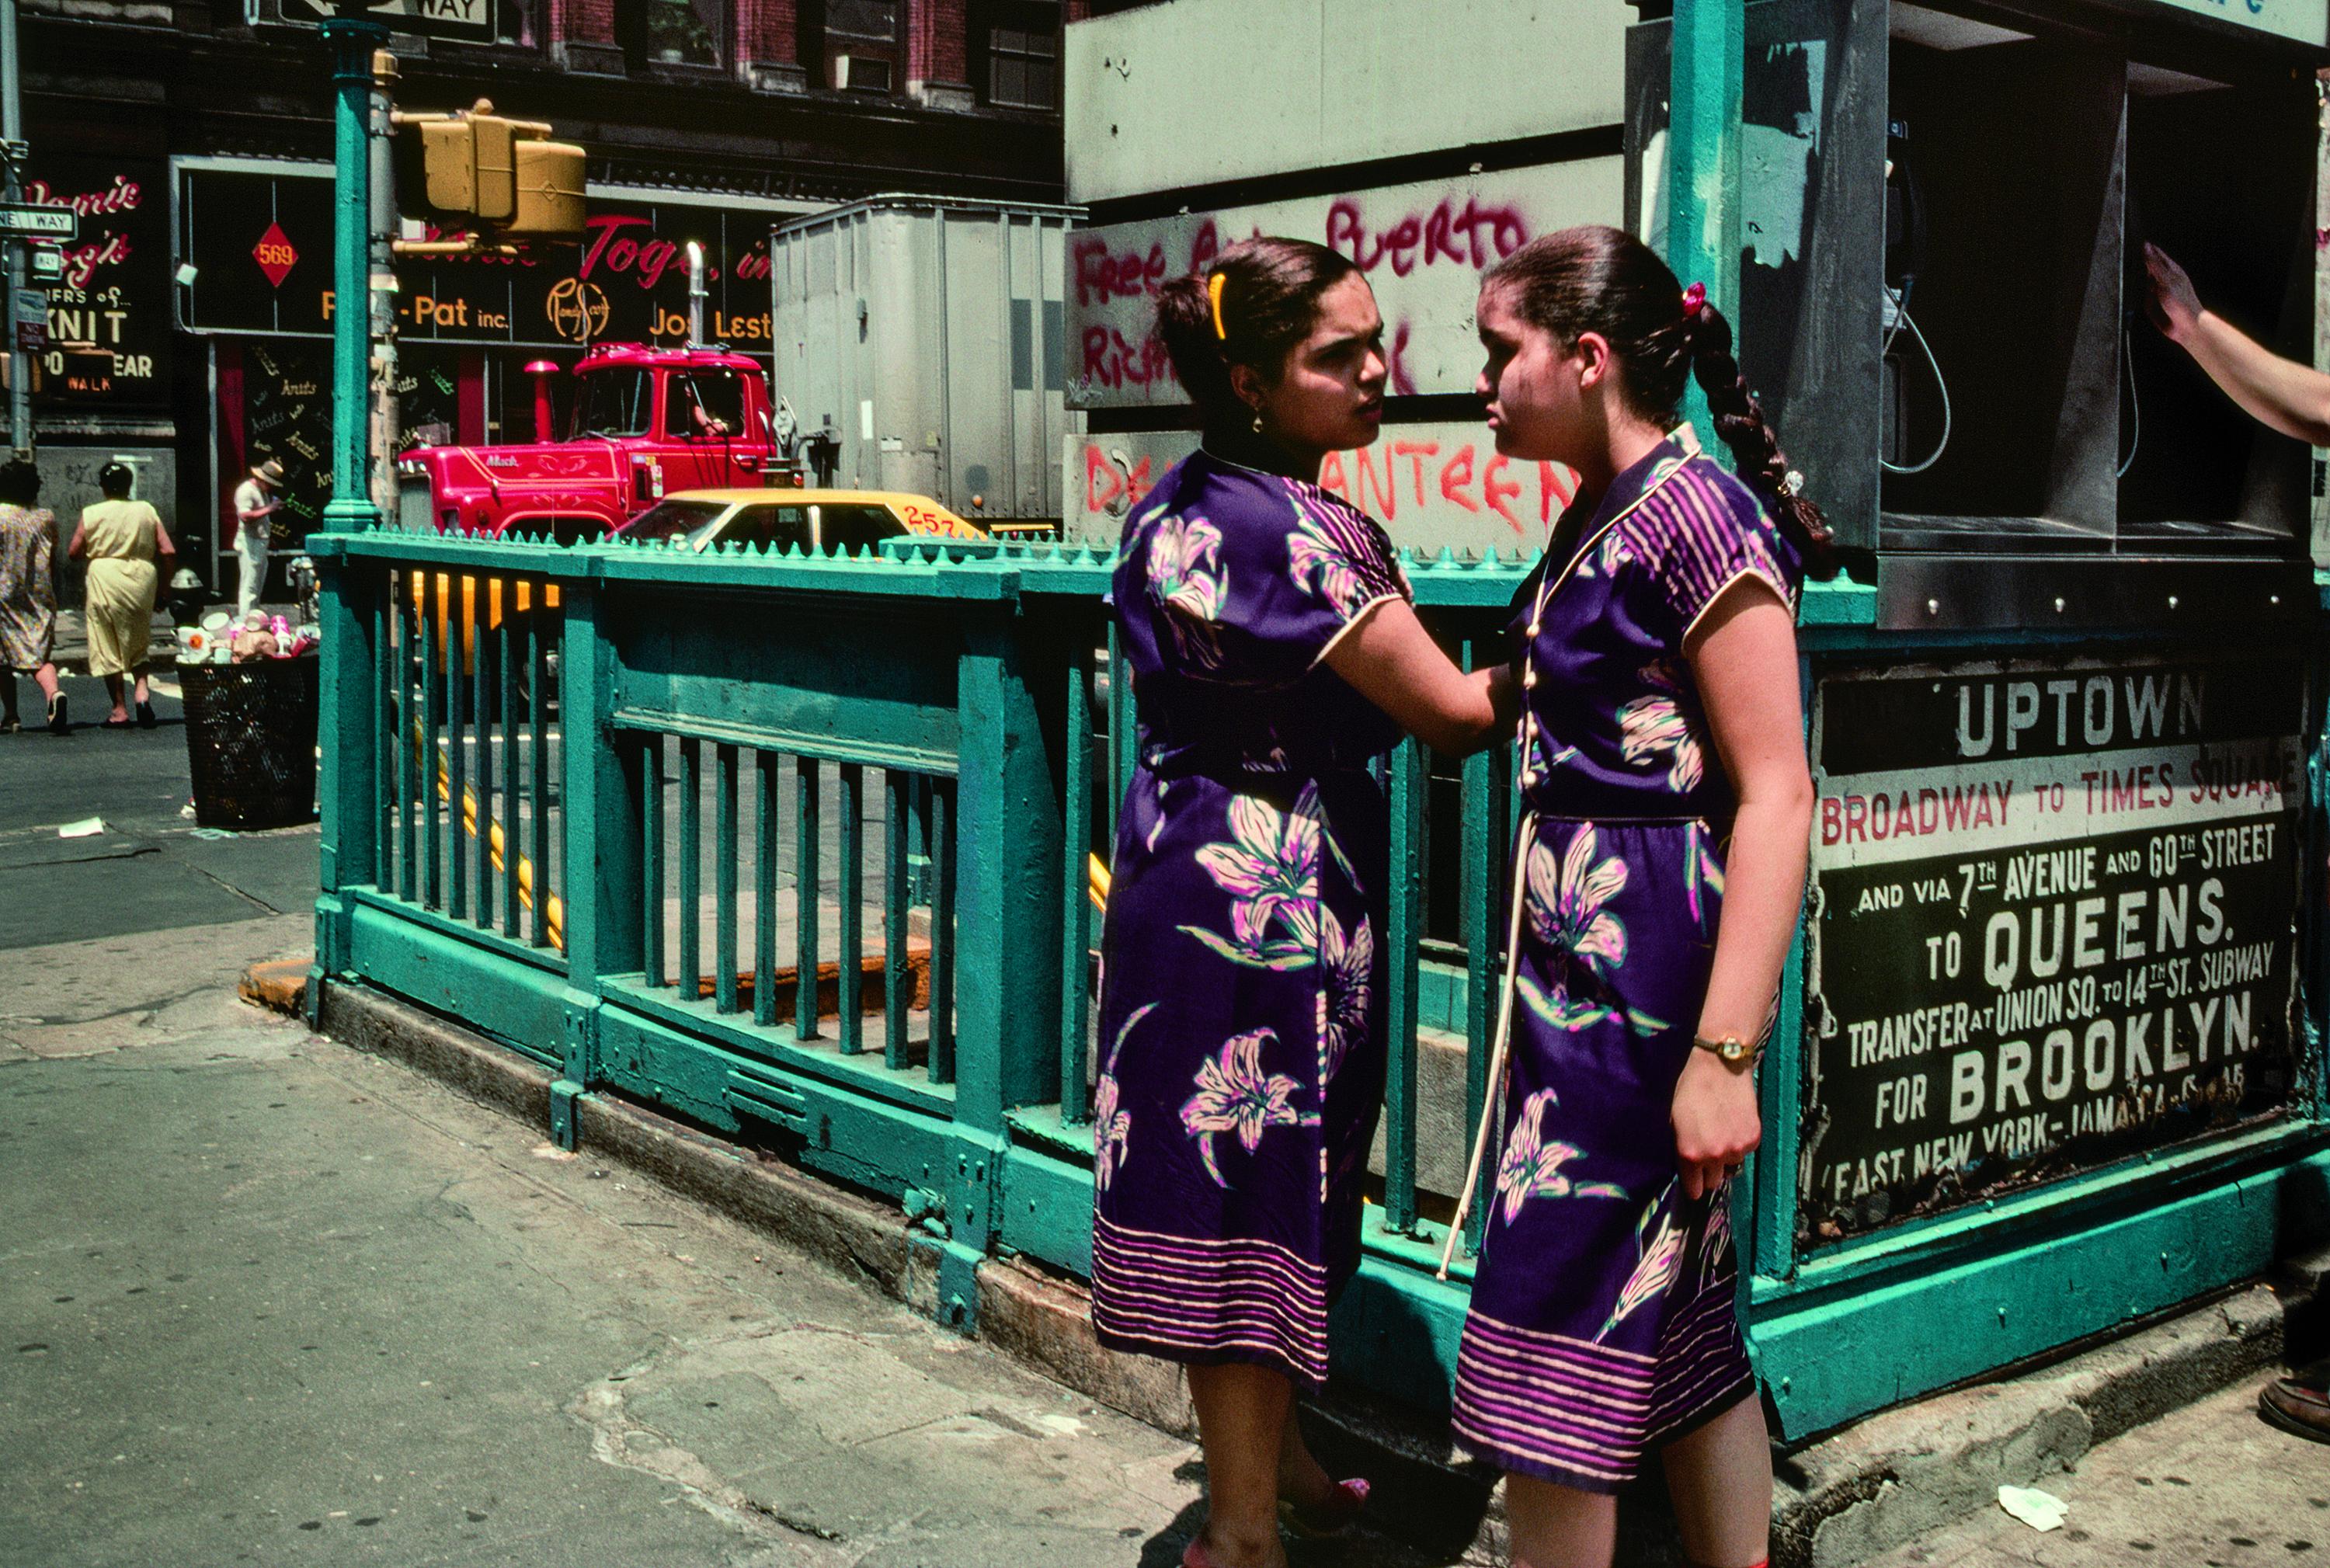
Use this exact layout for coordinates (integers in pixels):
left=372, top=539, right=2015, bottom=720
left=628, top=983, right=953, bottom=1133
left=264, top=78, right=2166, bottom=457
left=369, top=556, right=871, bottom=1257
left=610, top=488, right=988, bottom=552
left=415, top=489, right=986, bottom=670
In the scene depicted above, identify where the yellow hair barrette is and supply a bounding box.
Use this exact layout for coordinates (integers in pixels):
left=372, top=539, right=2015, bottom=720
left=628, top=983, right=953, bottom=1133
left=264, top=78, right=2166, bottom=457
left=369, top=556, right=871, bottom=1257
left=1208, top=272, right=1229, bottom=340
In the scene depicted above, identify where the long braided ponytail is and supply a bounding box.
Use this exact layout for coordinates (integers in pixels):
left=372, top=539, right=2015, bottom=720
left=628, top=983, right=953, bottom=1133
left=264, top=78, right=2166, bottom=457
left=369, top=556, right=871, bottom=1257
left=1483, top=225, right=1839, bottom=579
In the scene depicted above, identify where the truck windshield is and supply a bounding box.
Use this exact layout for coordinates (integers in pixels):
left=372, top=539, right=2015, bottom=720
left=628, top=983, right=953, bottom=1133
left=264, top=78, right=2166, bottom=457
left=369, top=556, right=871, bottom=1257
left=572, top=369, right=654, bottom=439
left=624, top=499, right=730, bottom=544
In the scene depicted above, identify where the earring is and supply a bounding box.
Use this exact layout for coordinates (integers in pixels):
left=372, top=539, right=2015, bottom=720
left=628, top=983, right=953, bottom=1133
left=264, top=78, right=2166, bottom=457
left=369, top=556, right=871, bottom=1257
left=1250, top=407, right=1264, bottom=435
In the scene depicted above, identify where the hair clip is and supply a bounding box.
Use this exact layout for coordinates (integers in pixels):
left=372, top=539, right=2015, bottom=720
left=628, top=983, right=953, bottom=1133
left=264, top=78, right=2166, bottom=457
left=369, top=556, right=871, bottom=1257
left=1208, top=272, right=1229, bottom=340
left=1681, top=281, right=1708, bottom=317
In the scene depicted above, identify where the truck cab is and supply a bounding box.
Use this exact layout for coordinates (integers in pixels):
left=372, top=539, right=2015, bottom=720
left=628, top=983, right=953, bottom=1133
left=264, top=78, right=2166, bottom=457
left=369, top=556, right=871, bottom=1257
left=395, top=342, right=788, bottom=541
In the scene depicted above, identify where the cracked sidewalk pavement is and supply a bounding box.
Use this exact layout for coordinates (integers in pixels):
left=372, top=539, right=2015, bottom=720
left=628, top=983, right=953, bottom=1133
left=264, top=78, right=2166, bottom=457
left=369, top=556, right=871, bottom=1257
left=0, top=916, right=1450, bottom=1567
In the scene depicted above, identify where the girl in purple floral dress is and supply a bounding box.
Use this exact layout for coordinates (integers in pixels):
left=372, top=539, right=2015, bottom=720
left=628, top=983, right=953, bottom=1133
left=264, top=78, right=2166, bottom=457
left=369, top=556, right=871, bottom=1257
left=1449, top=228, right=1834, bottom=1568
left=1095, top=238, right=1512, bottom=1568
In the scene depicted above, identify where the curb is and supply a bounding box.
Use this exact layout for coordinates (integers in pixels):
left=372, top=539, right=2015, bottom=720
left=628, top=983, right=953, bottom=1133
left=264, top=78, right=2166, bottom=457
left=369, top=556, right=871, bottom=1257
left=298, top=974, right=2300, bottom=1568
left=238, top=958, right=311, bottom=1015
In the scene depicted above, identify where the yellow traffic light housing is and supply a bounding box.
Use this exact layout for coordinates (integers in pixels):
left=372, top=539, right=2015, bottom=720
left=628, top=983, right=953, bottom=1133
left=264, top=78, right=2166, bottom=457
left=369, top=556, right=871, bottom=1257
left=509, top=140, right=587, bottom=238
left=408, top=99, right=584, bottom=239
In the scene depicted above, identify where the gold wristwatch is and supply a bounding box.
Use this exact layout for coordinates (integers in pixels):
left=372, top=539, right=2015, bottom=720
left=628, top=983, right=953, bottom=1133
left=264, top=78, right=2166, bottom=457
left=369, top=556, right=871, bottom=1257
left=1692, top=1031, right=1763, bottom=1072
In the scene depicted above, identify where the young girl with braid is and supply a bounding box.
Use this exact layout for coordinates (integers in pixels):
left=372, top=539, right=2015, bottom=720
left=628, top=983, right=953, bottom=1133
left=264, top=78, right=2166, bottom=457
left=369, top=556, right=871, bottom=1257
left=1449, top=226, right=1834, bottom=1568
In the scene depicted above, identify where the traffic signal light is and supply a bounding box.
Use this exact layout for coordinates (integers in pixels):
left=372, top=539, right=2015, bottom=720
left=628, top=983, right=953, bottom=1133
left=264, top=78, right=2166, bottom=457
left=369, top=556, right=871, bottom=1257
left=410, top=99, right=586, bottom=238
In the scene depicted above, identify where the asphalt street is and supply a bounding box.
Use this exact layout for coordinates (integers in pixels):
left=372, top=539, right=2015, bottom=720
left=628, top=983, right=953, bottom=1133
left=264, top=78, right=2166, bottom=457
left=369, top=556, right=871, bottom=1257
left=0, top=667, right=322, bottom=950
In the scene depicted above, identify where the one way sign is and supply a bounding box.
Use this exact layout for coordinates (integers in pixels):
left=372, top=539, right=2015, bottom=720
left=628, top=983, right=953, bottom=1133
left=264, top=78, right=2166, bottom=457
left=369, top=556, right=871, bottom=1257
left=273, top=0, right=496, bottom=43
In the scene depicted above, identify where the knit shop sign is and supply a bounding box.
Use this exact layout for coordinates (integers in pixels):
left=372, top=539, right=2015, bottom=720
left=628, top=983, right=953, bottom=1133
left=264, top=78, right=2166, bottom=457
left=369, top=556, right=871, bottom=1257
left=1796, top=652, right=2304, bottom=1247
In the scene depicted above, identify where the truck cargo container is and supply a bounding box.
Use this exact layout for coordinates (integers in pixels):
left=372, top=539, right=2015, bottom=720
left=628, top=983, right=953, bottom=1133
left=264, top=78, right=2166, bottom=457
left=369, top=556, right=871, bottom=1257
left=770, top=195, right=1082, bottom=530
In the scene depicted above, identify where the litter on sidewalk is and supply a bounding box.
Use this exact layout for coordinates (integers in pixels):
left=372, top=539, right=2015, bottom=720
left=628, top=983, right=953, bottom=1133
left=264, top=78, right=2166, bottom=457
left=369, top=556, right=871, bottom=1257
left=56, top=817, right=105, bottom=840
left=1998, top=1484, right=2070, bottom=1531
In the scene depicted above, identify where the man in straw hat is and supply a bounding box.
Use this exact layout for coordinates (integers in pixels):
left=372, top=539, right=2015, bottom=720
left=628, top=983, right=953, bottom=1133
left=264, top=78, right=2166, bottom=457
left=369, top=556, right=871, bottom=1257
left=231, top=457, right=286, bottom=621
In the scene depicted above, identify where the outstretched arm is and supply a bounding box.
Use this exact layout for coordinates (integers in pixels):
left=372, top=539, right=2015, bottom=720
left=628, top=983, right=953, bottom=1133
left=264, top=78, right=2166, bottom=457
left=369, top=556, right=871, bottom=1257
left=2145, top=242, right=2330, bottom=448
left=1325, top=598, right=1513, bottom=756
left=1671, top=579, right=1812, bottom=1200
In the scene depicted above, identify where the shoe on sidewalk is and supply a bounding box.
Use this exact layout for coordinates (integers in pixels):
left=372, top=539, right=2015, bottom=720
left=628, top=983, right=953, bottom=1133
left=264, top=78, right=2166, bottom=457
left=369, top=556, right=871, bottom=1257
left=2259, top=1361, right=2330, bottom=1443
left=47, top=692, right=65, bottom=735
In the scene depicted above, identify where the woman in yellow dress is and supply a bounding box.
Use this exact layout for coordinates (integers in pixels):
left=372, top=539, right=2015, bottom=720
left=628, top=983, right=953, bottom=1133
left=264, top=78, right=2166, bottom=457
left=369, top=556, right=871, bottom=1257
left=68, top=462, right=177, bottom=728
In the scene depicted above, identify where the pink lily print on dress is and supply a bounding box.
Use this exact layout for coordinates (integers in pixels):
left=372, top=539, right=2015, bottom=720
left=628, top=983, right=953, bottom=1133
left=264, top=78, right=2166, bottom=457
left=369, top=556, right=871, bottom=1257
left=1178, top=787, right=1322, bottom=970
left=1181, top=1028, right=1316, bottom=1187
left=1616, top=660, right=1705, bottom=793
left=1148, top=513, right=1228, bottom=669
left=1315, top=907, right=1371, bottom=1083
left=1514, top=824, right=1666, bottom=1035
left=1285, top=495, right=1387, bottom=619
left=1494, top=1089, right=1629, bottom=1226
left=1598, top=1194, right=1685, bottom=1340
left=1092, top=1002, right=1153, bottom=1194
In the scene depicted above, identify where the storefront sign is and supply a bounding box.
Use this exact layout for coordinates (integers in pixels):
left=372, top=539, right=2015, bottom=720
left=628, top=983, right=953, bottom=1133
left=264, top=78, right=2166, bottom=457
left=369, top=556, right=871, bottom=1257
left=1799, top=654, right=2304, bottom=1245
left=179, top=165, right=791, bottom=353
left=1066, top=159, right=1622, bottom=411
left=20, top=159, right=170, bottom=409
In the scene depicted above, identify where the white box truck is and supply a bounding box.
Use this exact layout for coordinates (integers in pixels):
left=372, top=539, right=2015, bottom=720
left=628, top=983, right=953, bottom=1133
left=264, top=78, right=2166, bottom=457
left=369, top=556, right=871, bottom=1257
left=769, top=194, right=1083, bottom=532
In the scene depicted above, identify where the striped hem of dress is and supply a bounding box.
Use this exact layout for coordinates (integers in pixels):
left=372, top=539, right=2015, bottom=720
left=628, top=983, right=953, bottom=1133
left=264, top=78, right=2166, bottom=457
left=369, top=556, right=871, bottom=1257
left=1448, top=1312, right=1657, bottom=1492
left=1448, top=1288, right=1758, bottom=1492
left=1643, top=1278, right=1757, bottom=1448
left=1088, top=1212, right=1333, bottom=1387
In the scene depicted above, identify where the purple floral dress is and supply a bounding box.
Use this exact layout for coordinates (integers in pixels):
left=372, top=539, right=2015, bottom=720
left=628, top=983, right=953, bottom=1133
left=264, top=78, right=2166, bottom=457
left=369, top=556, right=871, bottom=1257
left=1091, top=447, right=1410, bottom=1389
left=1451, top=431, right=1801, bottom=1491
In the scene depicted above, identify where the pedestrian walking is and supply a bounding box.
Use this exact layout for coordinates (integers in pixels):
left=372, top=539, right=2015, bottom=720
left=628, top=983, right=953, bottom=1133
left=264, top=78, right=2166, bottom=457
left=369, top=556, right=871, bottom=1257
left=68, top=461, right=176, bottom=729
left=0, top=457, right=66, bottom=735
left=2139, top=239, right=2330, bottom=1446
left=1443, top=228, right=1833, bottom=1568
left=1094, top=237, right=1511, bottom=1568
left=231, top=458, right=285, bottom=621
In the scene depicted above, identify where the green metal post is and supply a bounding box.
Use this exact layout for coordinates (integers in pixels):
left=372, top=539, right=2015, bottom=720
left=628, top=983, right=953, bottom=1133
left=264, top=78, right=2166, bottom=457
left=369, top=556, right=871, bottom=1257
left=309, top=12, right=388, bottom=1029
left=321, top=13, right=388, bottom=534
left=1665, top=0, right=1744, bottom=455
left=552, top=576, right=642, bottom=1149
left=308, top=544, right=377, bottom=1027
left=930, top=595, right=1064, bottom=1332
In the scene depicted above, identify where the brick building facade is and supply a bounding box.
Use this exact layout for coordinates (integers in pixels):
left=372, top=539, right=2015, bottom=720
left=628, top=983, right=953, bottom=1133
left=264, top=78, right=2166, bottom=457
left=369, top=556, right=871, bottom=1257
left=10, top=0, right=1062, bottom=595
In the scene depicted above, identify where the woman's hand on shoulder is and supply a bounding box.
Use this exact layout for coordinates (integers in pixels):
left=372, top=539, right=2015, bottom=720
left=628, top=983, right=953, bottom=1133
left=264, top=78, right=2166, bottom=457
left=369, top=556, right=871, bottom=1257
left=1671, top=1048, right=1760, bottom=1201
left=1323, top=598, right=1507, bottom=756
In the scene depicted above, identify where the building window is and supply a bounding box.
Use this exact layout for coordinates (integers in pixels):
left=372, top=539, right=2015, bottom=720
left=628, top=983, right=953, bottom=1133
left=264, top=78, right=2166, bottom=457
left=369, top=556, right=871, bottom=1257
left=986, top=2, right=1058, bottom=110
left=822, top=0, right=901, bottom=92
left=494, top=0, right=538, bottom=45
left=618, top=0, right=725, bottom=69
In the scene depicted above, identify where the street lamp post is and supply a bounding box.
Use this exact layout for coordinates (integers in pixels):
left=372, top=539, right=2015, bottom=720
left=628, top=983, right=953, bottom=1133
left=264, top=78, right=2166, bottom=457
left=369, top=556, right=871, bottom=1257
left=322, top=9, right=389, bottom=534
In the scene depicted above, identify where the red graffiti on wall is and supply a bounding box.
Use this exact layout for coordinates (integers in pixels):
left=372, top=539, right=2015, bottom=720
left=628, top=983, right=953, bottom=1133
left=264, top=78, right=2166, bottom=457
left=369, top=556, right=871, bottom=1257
left=1083, top=325, right=1177, bottom=391
left=1318, top=440, right=1576, bottom=535
left=1083, top=445, right=1156, bottom=516
left=1324, top=194, right=1528, bottom=276
left=1074, top=237, right=1168, bottom=307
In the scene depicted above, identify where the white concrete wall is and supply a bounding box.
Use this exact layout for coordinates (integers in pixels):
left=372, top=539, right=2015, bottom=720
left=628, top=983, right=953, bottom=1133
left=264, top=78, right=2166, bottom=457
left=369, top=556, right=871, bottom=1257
left=1064, top=0, right=1629, bottom=204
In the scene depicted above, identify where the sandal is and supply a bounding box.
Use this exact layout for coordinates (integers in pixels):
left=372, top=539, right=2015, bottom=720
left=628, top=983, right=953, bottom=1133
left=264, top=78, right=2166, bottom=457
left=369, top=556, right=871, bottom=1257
left=47, top=693, right=66, bottom=735
left=103, top=714, right=132, bottom=729
left=0, top=717, right=19, bottom=735
left=1278, top=1476, right=1369, bottom=1539
left=135, top=700, right=156, bottom=728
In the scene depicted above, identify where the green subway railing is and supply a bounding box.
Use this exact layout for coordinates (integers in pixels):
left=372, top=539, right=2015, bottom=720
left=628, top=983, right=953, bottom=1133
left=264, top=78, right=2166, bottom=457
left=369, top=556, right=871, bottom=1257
left=307, top=526, right=2330, bottom=1440
left=308, top=523, right=1532, bottom=1383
